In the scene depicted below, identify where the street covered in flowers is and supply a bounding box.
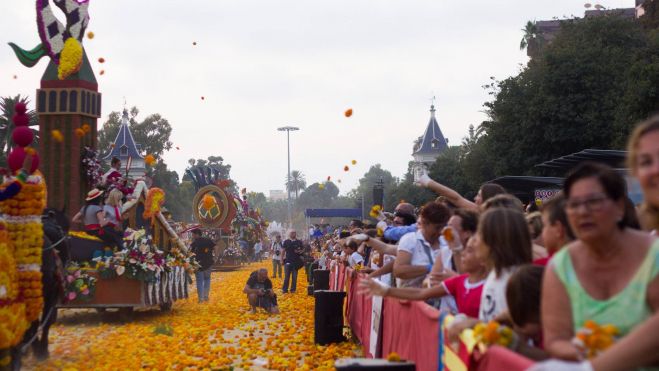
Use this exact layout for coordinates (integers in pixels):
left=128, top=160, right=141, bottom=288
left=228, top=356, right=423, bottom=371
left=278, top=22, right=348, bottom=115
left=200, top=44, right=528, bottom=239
left=26, top=261, right=358, bottom=371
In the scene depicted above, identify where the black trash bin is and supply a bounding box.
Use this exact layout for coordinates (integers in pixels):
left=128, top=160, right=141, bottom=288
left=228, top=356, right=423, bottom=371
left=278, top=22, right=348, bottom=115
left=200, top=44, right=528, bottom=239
left=313, top=269, right=330, bottom=291
left=314, top=290, right=346, bottom=345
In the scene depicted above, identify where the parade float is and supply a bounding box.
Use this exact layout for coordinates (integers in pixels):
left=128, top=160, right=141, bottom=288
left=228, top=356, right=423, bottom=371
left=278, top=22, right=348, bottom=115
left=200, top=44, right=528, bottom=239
left=7, top=0, right=197, bottom=319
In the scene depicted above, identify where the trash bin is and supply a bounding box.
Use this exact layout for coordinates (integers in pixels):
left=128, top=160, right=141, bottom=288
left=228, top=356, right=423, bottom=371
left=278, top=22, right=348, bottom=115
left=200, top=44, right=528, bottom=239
left=313, top=269, right=330, bottom=291
left=314, top=290, right=346, bottom=345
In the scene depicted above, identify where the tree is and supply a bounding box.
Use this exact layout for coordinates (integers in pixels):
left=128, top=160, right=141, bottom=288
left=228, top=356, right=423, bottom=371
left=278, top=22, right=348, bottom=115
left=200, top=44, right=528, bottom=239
left=285, top=170, right=306, bottom=198
left=0, top=95, right=39, bottom=165
left=348, top=164, right=398, bottom=212
left=296, top=181, right=340, bottom=210
left=519, top=20, right=540, bottom=50
left=246, top=192, right=268, bottom=212
left=477, top=15, right=659, bottom=179
left=98, top=106, right=173, bottom=159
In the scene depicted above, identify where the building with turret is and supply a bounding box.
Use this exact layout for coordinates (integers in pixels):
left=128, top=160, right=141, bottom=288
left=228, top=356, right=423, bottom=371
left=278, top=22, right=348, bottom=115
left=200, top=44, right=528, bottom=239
left=102, top=108, right=145, bottom=178
left=412, top=105, right=448, bottom=180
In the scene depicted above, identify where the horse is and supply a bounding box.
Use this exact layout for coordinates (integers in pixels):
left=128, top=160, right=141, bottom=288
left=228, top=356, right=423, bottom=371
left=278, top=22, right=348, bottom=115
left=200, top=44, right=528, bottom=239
left=10, top=208, right=69, bottom=371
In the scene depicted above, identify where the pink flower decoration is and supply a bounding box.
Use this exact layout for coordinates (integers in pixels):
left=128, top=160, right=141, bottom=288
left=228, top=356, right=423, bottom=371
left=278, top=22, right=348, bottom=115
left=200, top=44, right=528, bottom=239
left=67, top=275, right=75, bottom=283
left=68, top=292, right=77, bottom=300
left=82, top=289, right=90, bottom=295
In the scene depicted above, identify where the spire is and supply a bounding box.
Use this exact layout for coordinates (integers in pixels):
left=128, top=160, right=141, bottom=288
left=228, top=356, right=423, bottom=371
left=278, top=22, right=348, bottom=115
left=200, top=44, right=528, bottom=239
left=413, top=103, right=448, bottom=156
left=101, top=107, right=144, bottom=161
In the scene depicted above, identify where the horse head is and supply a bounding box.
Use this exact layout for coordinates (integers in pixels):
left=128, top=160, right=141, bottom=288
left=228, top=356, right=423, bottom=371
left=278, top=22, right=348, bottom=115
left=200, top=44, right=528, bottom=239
left=42, top=207, right=70, bottom=265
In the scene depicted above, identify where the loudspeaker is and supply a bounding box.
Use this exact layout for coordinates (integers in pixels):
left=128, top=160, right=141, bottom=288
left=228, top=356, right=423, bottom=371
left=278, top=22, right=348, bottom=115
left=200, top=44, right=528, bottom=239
left=335, top=358, right=416, bottom=370
left=307, top=284, right=314, bottom=296
left=313, top=269, right=330, bottom=291
left=314, top=290, right=346, bottom=345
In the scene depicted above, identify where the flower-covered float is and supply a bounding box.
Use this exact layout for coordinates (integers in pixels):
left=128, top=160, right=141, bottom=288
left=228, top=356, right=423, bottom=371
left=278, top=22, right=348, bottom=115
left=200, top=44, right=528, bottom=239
left=61, top=182, right=199, bottom=314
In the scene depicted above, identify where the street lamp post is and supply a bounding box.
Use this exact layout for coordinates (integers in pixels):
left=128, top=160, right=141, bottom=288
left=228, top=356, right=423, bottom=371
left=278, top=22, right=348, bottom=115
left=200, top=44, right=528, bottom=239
left=277, top=126, right=299, bottom=228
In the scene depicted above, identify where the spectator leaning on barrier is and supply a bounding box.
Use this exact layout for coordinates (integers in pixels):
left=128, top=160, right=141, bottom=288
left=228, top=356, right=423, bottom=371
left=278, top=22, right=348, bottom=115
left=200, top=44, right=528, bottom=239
left=393, top=201, right=451, bottom=288
left=359, top=233, right=488, bottom=318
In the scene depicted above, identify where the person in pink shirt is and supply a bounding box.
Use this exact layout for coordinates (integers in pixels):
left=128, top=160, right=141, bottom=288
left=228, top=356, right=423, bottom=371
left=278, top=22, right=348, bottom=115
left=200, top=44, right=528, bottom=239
left=358, top=236, right=488, bottom=317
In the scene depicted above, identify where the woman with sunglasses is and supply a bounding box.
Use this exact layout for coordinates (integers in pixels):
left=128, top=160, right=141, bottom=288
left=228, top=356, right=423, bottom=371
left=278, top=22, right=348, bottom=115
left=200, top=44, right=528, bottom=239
left=540, top=162, right=659, bottom=368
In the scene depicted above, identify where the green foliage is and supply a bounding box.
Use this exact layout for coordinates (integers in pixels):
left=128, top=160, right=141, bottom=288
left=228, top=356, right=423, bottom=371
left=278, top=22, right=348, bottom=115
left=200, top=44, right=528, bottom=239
left=478, top=15, right=659, bottom=178
left=153, top=323, right=174, bottom=336
left=285, top=170, right=306, bottom=198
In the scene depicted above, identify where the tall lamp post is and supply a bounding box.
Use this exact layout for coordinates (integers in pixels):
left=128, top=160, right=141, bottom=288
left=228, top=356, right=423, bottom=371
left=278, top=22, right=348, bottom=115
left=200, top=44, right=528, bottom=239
left=277, top=126, right=299, bottom=228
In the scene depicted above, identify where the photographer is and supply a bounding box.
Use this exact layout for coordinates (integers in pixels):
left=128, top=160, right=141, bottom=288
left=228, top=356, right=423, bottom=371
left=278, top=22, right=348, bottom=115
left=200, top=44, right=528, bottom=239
left=270, top=234, right=283, bottom=278
left=243, top=268, right=280, bottom=314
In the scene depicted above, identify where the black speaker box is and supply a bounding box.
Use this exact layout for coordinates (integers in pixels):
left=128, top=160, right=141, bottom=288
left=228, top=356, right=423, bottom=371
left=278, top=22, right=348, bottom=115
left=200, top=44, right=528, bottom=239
left=335, top=358, right=416, bottom=370
left=314, top=290, right=346, bottom=345
left=313, top=269, right=330, bottom=291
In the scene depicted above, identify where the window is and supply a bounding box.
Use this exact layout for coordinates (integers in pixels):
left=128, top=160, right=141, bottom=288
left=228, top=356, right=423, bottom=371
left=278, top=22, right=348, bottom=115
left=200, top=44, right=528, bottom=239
left=120, top=145, right=128, bottom=156
left=431, top=139, right=439, bottom=149
left=59, top=91, right=68, bottom=112
left=69, top=90, right=78, bottom=112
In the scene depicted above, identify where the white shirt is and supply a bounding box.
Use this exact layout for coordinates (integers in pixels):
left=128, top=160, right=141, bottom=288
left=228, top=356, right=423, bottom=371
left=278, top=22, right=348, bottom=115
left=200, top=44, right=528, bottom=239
left=396, top=230, right=441, bottom=287
left=348, top=251, right=364, bottom=268
left=479, top=268, right=516, bottom=322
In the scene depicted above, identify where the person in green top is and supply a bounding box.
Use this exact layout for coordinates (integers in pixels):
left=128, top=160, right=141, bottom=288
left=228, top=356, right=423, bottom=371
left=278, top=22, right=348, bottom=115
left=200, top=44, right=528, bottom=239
left=541, top=162, right=659, bottom=368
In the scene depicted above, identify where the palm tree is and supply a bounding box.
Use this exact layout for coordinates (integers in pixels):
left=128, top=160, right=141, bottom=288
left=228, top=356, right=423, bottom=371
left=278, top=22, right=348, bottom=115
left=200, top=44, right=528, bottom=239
left=519, top=21, right=539, bottom=50
left=0, top=95, right=39, bottom=165
left=285, top=170, right=306, bottom=199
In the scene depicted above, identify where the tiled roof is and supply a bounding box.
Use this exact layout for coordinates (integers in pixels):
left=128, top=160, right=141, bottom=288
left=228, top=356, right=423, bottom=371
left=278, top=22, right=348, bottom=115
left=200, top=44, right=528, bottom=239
left=413, top=105, right=448, bottom=155
left=102, top=109, right=144, bottom=160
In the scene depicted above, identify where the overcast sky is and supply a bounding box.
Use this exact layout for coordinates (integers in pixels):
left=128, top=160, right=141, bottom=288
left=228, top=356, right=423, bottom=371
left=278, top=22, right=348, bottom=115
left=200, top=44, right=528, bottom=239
left=0, top=0, right=634, bottom=196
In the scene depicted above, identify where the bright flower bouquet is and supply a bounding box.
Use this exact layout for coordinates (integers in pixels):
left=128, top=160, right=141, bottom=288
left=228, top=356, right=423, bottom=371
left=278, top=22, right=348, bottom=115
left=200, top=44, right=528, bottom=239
left=572, top=320, right=619, bottom=358
left=473, top=321, right=516, bottom=349
left=94, top=229, right=166, bottom=283
left=63, top=262, right=97, bottom=302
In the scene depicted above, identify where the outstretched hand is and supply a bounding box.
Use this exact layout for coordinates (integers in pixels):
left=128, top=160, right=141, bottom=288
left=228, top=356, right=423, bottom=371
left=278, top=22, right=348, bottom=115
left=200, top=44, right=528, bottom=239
left=357, top=277, right=388, bottom=297
left=414, top=170, right=432, bottom=187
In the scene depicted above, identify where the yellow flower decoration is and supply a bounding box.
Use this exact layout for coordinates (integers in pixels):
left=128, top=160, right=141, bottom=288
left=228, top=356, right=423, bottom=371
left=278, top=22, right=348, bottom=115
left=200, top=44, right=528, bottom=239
left=86, top=31, right=95, bottom=39
left=143, top=188, right=166, bottom=220
left=58, top=37, right=83, bottom=80
left=51, top=130, right=64, bottom=143
left=202, top=194, right=216, bottom=211
left=574, top=320, right=619, bottom=358
left=351, top=160, right=357, bottom=165
left=369, top=204, right=382, bottom=218
left=81, top=124, right=91, bottom=133
left=74, top=128, right=85, bottom=138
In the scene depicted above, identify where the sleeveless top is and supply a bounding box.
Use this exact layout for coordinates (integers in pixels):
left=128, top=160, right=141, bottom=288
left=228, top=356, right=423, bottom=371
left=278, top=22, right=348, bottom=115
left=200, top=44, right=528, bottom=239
left=552, top=240, right=659, bottom=336
left=103, top=205, right=122, bottom=226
